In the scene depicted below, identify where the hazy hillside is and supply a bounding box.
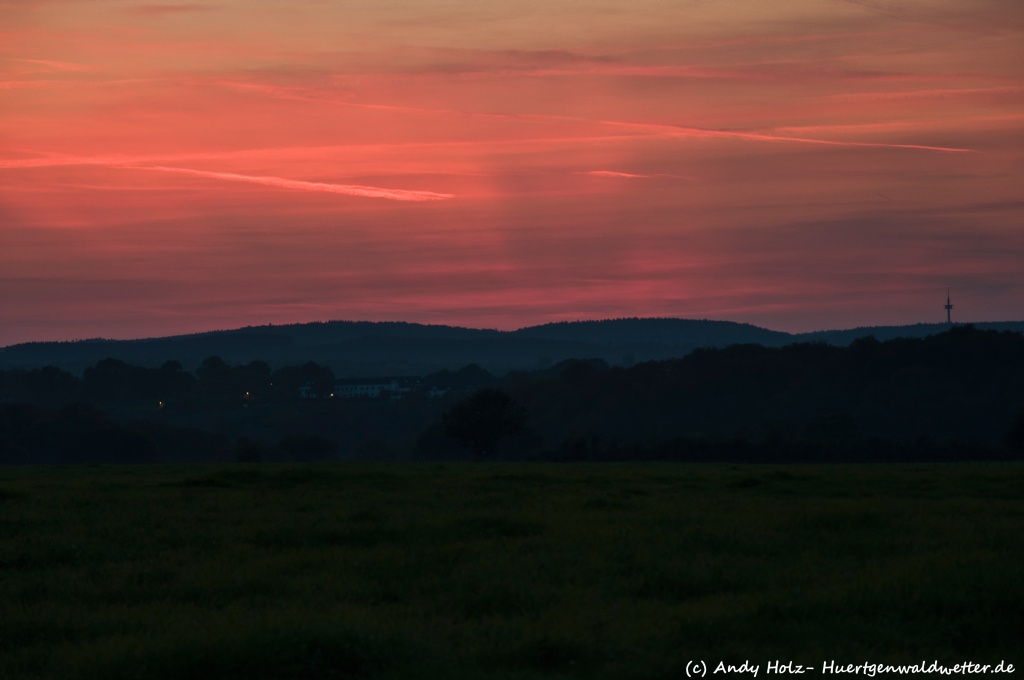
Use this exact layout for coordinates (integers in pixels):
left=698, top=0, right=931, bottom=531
left=0, top=318, right=774, bottom=374
left=511, top=318, right=790, bottom=345
left=798, top=321, right=1024, bottom=346
left=2, top=318, right=1021, bottom=376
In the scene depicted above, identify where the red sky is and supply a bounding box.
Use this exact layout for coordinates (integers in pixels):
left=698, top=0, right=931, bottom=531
left=2, top=0, right=1023, bottom=345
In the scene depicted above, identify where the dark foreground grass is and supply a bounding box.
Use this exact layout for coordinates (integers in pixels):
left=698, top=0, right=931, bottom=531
left=0, top=463, right=1021, bottom=679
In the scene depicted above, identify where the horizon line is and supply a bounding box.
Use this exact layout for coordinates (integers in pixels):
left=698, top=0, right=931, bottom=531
left=3, top=316, right=1021, bottom=349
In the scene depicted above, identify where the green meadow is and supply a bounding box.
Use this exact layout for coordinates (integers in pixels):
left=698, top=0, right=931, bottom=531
left=1, top=463, right=1021, bottom=679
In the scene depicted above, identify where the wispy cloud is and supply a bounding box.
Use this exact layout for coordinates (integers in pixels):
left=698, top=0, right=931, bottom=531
left=832, top=85, right=1024, bottom=101
left=0, top=155, right=454, bottom=201
left=594, top=120, right=977, bottom=153
left=135, top=166, right=454, bottom=201
left=584, top=170, right=652, bottom=178
left=126, top=4, right=214, bottom=17
left=0, top=154, right=162, bottom=169
left=3, top=0, right=1021, bottom=343
left=2, top=57, right=90, bottom=72
left=0, top=80, right=47, bottom=90
left=213, top=78, right=979, bottom=155
left=582, top=170, right=699, bottom=180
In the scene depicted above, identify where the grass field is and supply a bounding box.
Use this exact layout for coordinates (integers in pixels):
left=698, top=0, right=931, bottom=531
left=1, top=463, right=1021, bottom=679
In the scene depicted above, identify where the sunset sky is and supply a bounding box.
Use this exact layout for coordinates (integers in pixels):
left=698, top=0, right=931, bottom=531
left=2, top=0, right=1022, bottom=345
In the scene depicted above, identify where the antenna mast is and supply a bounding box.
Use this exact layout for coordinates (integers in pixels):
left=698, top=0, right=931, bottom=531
left=944, top=288, right=953, bottom=324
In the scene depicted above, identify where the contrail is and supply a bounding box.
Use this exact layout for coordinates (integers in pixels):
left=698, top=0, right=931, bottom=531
left=597, top=120, right=976, bottom=153
left=217, top=79, right=975, bottom=154
left=581, top=170, right=700, bottom=180
left=135, top=166, right=454, bottom=201
left=0, top=155, right=454, bottom=201
left=584, top=170, right=652, bottom=178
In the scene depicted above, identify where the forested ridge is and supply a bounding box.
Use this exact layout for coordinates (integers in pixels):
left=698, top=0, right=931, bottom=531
left=5, top=317, right=1023, bottom=376
left=2, top=325, right=1023, bottom=464
left=501, top=326, right=1024, bottom=462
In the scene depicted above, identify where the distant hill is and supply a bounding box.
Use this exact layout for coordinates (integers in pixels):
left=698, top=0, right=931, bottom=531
left=2, top=318, right=1022, bottom=376
left=798, top=322, right=1024, bottom=346
left=511, top=318, right=788, bottom=346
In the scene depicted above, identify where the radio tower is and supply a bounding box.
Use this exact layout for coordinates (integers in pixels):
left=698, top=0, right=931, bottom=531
left=944, top=288, right=953, bottom=324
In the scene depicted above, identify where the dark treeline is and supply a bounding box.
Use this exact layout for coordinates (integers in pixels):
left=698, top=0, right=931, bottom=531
left=9, top=317, right=1024, bottom=377
left=0, top=402, right=232, bottom=465
left=2, top=325, right=1024, bottom=464
left=0, top=356, right=455, bottom=464
left=421, top=325, right=1024, bottom=463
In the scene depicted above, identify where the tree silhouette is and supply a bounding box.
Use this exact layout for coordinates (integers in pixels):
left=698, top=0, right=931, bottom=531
left=442, top=388, right=527, bottom=458
left=270, top=362, right=335, bottom=399
left=197, top=356, right=236, bottom=398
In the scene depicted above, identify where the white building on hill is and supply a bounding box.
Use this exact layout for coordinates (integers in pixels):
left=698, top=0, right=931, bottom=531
left=333, top=377, right=419, bottom=399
